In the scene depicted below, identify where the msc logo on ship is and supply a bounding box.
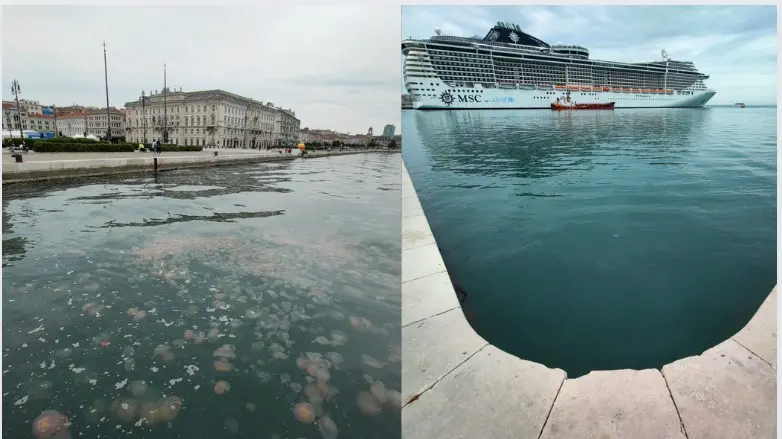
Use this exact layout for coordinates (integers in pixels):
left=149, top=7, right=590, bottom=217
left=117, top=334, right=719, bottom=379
left=439, top=91, right=482, bottom=106
left=439, top=91, right=455, bottom=106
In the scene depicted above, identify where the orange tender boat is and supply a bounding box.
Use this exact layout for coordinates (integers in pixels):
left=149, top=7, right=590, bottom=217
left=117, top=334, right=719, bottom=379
left=551, top=102, right=615, bottom=111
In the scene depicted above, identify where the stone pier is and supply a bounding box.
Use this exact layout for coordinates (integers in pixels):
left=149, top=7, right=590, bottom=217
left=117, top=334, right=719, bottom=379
left=2, top=148, right=397, bottom=183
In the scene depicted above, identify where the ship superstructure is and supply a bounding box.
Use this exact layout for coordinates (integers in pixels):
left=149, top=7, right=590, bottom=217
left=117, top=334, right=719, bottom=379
left=402, top=22, right=716, bottom=109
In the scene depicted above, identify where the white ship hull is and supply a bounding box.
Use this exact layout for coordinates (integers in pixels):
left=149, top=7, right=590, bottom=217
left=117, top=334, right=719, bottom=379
left=411, top=81, right=716, bottom=110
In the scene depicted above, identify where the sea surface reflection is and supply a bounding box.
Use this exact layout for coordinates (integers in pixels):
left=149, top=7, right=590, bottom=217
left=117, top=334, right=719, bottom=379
left=403, top=108, right=776, bottom=377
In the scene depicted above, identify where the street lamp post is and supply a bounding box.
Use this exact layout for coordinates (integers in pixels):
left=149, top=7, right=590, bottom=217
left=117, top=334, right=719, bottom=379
left=242, top=106, right=248, bottom=149
left=51, top=104, right=57, bottom=137
left=140, top=91, right=149, bottom=145
left=10, top=79, right=23, bottom=140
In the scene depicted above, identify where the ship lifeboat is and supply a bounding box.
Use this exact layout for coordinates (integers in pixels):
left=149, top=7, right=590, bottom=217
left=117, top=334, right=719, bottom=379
left=602, top=86, right=610, bottom=92
left=551, top=102, right=616, bottom=111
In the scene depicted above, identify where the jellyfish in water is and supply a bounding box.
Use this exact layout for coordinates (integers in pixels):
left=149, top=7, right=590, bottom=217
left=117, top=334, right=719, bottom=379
left=110, top=398, right=139, bottom=423
left=329, top=330, right=349, bottom=346
left=357, top=391, right=382, bottom=416
left=127, top=380, right=148, bottom=397
left=314, top=368, right=330, bottom=382
left=139, top=402, right=160, bottom=425
left=370, top=381, right=388, bottom=403
left=292, top=402, right=315, bottom=424
left=183, top=330, right=194, bottom=341
left=317, top=416, right=339, bottom=439
left=386, top=389, right=402, bottom=410
left=325, top=352, right=344, bottom=368
left=214, top=381, right=231, bottom=394
left=194, top=331, right=206, bottom=344
left=214, top=360, right=233, bottom=372
left=32, top=410, right=70, bottom=439
left=213, top=345, right=236, bottom=360
left=225, top=418, right=239, bottom=434
left=156, top=396, right=183, bottom=422
left=349, top=316, right=373, bottom=332
left=153, top=344, right=174, bottom=362
left=361, top=354, right=385, bottom=369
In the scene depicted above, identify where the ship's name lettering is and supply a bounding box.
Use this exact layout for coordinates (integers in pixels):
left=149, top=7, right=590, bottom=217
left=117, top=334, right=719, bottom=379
left=455, top=94, right=482, bottom=103
left=488, top=97, right=514, bottom=103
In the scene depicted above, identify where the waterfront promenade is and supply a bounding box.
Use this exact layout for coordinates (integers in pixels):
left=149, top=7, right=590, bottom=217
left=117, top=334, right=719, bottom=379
left=401, top=163, right=776, bottom=439
left=2, top=148, right=395, bottom=183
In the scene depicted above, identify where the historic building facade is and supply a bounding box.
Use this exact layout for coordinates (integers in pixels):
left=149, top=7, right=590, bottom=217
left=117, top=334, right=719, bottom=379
left=3, top=101, right=55, bottom=133
left=123, top=89, right=300, bottom=148
left=56, top=112, right=88, bottom=137
left=86, top=108, right=125, bottom=139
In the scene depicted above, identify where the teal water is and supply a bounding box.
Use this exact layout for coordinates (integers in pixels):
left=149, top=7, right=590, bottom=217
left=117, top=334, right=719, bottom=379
left=2, top=153, right=401, bottom=438
left=402, top=107, right=776, bottom=378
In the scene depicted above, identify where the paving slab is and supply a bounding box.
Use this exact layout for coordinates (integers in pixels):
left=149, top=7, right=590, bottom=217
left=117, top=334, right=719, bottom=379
left=732, top=287, right=777, bottom=367
left=403, top=213, right=437, bottom=250
left=402, top=243, right=446, bottom=283
left=402, top=194, right=425, bottom=219
left=403, top=344, right=565, bottom=439
left=662, top=339, right=776, bottom=439
left=402, top=308, right=488, bottom=404
left=540, top=369, right=686, bottom=439
left=402, top=271, right=460, bottom=327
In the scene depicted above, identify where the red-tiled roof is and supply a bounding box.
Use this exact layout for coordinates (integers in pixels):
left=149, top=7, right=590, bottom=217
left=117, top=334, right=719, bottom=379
left=58, top=112, right=88, bottom=119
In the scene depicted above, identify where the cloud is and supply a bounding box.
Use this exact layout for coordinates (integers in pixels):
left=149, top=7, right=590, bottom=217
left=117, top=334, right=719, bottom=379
left=2, top=5, right=401, bottom=134
left=402, top=5, right=777, bottom=105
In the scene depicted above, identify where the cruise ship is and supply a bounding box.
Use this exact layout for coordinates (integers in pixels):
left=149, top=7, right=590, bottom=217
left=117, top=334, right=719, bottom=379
left=402, top=22, right=717, bottom=110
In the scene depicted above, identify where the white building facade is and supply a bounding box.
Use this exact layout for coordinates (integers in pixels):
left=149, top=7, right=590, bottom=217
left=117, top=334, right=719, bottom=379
left=124, top=89, right=300, bottom=148
left=56, top=112, right=89, bottom=137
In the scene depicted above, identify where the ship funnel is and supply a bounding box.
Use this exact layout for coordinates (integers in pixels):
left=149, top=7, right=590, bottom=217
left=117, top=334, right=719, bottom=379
left=434, top=25, right=442, bottom=35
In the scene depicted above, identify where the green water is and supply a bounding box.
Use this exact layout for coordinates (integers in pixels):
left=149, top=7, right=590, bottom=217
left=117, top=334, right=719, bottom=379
left=403, top=107, right=776, bottom=378
left=2, top=153, right=401, bottom=438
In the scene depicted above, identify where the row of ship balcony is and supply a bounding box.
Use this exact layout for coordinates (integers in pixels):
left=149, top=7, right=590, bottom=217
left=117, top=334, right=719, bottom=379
left=413, top=36, right=591, bottom=56
left=442, top=82, right=699, bottom=94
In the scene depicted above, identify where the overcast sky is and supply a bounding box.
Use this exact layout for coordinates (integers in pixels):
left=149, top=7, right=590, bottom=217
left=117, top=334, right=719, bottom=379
left=402, top=5, right=777, bottom=105
left=2, top=5, right=401, bottom=134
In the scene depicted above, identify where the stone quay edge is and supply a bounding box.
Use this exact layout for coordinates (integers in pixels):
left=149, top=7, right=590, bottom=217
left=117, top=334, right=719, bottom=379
left=2, top=149, right=398, bottom=184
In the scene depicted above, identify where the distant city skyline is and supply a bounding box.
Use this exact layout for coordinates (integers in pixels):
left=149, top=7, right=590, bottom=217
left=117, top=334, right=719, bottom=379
left=2, top=5, right=400, bottom=134
left=402, top=5, right=777, bottom=106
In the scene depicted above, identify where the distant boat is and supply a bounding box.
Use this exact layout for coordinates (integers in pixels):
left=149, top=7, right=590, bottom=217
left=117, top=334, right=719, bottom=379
left=735, top=103, right=746, bottom=108
left=551, top=102, right=616, bottom=111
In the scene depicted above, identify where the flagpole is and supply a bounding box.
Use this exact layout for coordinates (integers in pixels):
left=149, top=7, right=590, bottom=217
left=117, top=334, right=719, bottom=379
left=163, top=63, right=168, bottom=144
left=103, top=41, right=111, bottom=142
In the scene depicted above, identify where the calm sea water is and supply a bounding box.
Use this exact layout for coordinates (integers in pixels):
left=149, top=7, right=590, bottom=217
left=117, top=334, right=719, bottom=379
left=2, top=153, right=401, bottom=439
left=403, top=107, right=776, bottom=378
